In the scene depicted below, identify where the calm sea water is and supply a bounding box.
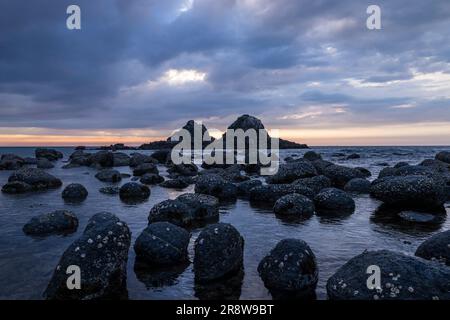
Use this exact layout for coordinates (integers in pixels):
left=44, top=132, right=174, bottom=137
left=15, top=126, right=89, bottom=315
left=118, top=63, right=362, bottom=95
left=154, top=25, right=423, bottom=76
left=0, top=146, right=449, bottom=300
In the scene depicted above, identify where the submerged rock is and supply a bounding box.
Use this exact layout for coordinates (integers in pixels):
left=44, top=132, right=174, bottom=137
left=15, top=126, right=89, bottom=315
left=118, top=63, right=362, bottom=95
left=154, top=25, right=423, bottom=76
left=313, top=188, right=355, bottom=215
left=159, top=177, right=191, bottom=189
left=99, top=186, right=120, bottom=195
left=149, top=193, right=219, bottom=227
left=302, top=151, right=322, bottom=161
left=44, top=212, right=131, bottom=300
left=134, top=222, right=190, bottom=266
left=119, top=183, right=150, bottom=202
left=194, top=223, right=244, bottom=283
left=95, top=169, right=122, bottom=183
left=62, top=183, right=88, bottom=202
left=132, top=163, right=158, bottom=176
left=37, top=158, right=55, bottom=169
left=167, top=163, right=198, bottom=177
left=0, top=154, right=25, bottom=170
left=2, top=168, right=62, bottom=193
left=35, top=148, right=63, bottom=161
left=23, top=210, right=78, bottom=236
left=273, top=194, right=315, bottom=217
left=344, top=178, right=371, bottom=194
left=140, top=173, right=164, bottom=185
left=258, top=239, right=318, bottom=299
left=415, top=230, right=450, bottom=266
left=327, top=250, right=450, bottom=300
left=370, top=175, right=447, bottom=209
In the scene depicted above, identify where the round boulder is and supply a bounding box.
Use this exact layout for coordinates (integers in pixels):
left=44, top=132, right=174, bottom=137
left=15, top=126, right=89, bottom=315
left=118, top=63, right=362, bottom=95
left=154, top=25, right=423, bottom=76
left=344, top=178, right=371, bottom=194
left=195, top=174, right=238, bottom=200
left=194, top=223, right=244, bottom=283
left=140, top=173, right=164, bottom=185
left=119, top=182, right=150, bottom=202
left=23, top=210, right=78, bottom=236
left=415, top=230, right=450, bottom=266
left=273, top=194, right=315, bottom=217
left=327, top=250, right=450, bottom=300
left=62, top=183, right=88, bottom=201
left=258, top=239, right=318, bottom=299
left=313, top=188, right=355, bottom=215
left=134, top=222, right=190, bottom=266
left=132, top=163, right=158, bottom=176
left=95, top=169, right=122, bottom=183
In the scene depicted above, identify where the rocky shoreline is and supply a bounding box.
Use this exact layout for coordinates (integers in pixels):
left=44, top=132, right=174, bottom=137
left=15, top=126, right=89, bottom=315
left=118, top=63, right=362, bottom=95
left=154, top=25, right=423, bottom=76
left=1, top=118, right=450, bottom=300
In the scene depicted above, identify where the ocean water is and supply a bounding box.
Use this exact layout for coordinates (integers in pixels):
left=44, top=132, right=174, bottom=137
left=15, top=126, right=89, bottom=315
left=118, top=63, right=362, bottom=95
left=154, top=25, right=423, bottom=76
left=0, top=146, right=449, bottom=300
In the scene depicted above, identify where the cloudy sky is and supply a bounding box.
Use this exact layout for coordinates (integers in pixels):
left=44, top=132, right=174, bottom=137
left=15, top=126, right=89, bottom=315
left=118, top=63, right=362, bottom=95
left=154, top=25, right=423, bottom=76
left=1, top=0, right=450, bottom=146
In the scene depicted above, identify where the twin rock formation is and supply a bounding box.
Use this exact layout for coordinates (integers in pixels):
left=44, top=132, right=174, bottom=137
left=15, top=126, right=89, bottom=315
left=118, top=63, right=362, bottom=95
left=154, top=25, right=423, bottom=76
left=138, top=114, right=308, bottom=150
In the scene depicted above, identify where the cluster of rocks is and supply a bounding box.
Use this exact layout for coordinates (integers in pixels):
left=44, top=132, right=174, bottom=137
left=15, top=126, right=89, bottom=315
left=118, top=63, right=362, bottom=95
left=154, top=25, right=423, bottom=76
left=1, top=148, right=63, bottom=171
left=1, top=168, right=62, bottom=194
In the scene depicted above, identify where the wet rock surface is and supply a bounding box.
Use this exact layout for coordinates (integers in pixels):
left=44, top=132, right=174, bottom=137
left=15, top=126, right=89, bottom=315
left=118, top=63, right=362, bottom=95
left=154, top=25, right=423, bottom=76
left=119, top=183, right=150, bottom=202
left=95, top=169, right=122, bottom=183
left=23, top=210, right=78, bottom=236
left=258, top=239, right=318, bottom=299
left=62, top=183, right=88, bottom=201
left=273, top=194, right=315, bottom=217
left=2, top=168, right=62, bottom=193
left=415, top=230, right=450, bottom=266
left=313, top=188, right=355, bottom=215
left=194, top=223, right=244, bottom=283
left=327, top=250, right=450, bottom=300
left=134, top=222, right=190, bottom=266
left=44, top=212, right=131, bottom=300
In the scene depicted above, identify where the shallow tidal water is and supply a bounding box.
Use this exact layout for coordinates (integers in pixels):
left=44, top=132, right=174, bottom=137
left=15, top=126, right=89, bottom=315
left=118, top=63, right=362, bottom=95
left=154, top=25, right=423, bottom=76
left=0, top=146, right=449, bottom=300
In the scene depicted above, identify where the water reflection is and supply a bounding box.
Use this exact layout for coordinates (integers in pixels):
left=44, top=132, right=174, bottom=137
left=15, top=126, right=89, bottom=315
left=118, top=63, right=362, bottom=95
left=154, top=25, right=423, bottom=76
left=194, top=267, right=244, bottom=300
left=134, top=258, right=190, bottom=289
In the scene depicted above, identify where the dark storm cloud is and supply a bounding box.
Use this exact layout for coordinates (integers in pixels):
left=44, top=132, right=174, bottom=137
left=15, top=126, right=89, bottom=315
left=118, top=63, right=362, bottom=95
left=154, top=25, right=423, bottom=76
left=0, top=0, right=450, bottom=132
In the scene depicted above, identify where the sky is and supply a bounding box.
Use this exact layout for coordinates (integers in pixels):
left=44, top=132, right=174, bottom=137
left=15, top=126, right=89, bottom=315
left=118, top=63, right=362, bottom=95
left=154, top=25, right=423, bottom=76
left=1, top=0, right=450, bottom=146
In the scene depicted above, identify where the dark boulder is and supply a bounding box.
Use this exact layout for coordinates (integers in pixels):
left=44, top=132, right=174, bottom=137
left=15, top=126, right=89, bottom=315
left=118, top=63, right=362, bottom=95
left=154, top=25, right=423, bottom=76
left=235, top=179, right=262, bottom=196
left=35, top=148, right=63, bottom=161
left=370, top=175, right=447, bottom=209
left=119, top=183, right=150, bottom=202
left=355, top=167, right=372, bottom=178
left=89, top=151, right=114, bottom=168
left=159, top=177, right=192, bottom=189
left=435, top=151, right=450, bottom=164
left=303, top=151, right=322, bottom=161
left=0, top=154, right=25, bottom=170
left=140, top=173, right=164, bottom=185
left=167, top=163, right=198, bottom=177
left=200, top=165, right=248, bottom=183
left=327, top=250, right=450, bottom=300
left=344, top=178, right=371, bottom=194
left=322, top=165, right=365, bottom=188
left=194, top=223, right=244, bottom=283
left=23, top=157, right=38, bottom=165
left=37, top=158, right=55, bottom=169
left=273, top=194, right=315, bottom=217
left=2, top=168, right=62, bottom=193
left=415, top=230, right=450, bottom=266
left=151, top=149, right=171, bottom=164
left=195, top=174, right=238, bottom=200
left=249, top=184, right=315, bottom=204
left=112, top=152, right=130, bottom=167
left=62, top=183, right=88, bottom=201
left=313, top=188, right=355, bottom=215
left=258, top=239, right=318, bottom=299
left=292, top=175, right=331, bottom=194
left=23, top=210, right=78, bottom=236
left=149, top=193, right=219, bottom=227
left=129, top=153, right=157, bottom=167
left=311, top=159, right=334, bottom=175
left=346, top=153, right=360, bottom=160
left=394, top=162, right=410, bottom=168
left=95, top=169, right=122, bottom=183
left=134, top=222, right=190, bottom=266
left=132, top=163, right=158, bottom=176
left=44, top=212, right=131, bottom=300
left=266, top=160, right=317, bottom=184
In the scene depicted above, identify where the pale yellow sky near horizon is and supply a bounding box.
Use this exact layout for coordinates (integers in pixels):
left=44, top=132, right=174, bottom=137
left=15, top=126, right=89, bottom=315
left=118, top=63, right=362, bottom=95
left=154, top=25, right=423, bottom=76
left=1, top=121, right=450, bottom=147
